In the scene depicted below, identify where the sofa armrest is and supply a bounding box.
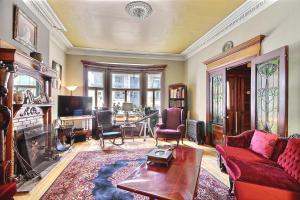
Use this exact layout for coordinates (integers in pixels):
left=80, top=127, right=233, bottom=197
left=226, top=130, right=255, bottom=148
left=156, top=123, right=166, bottom=129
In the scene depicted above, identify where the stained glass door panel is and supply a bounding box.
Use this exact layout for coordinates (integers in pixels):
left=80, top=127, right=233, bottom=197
left=251, top=47, right=288, bottom=136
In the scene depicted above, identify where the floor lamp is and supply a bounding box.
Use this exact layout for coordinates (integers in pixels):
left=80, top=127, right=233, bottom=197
left=65, top=85, right=78, bottom=96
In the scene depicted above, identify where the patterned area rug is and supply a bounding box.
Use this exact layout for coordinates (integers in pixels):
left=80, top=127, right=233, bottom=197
left=41, top=149, right=233, bottom=200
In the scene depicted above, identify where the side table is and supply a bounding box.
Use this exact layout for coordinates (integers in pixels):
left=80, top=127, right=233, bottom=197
left=121, top=124, right=136, bottom=141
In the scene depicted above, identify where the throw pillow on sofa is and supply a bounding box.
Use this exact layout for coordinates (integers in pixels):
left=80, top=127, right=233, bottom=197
left=277, top=139, right=300, bottom=183
left=249, top=130, right=279, bottom=158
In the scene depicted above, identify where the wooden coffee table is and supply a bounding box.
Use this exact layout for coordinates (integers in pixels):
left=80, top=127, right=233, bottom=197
left=117, top=147, right=203, bottom=200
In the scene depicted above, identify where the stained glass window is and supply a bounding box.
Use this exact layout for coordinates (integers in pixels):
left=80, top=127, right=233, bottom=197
left=212, top=75, right=223, bottom=124
left=256, top=57, right=279, bottom=133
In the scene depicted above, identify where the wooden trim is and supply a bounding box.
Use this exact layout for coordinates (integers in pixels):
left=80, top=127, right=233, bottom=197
left=81, top=60, right=167, bottom=71
left=204, top=35, right=265, bottom=65
left=251, top=46, right=288, bottom=136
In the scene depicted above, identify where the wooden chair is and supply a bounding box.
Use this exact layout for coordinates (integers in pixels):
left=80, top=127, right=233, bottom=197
left=95, top=110, right=124, bottom=148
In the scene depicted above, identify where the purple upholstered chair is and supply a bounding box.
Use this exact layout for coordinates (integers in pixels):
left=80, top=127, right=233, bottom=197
left=155, top=107, right=185, bottom=146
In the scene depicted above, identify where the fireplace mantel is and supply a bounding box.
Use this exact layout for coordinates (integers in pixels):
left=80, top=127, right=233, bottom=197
left=0, top=48, right=56, bottom=177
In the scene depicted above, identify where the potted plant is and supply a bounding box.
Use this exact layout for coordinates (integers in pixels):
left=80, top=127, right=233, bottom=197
left=112, top=103, right=121, bottom=124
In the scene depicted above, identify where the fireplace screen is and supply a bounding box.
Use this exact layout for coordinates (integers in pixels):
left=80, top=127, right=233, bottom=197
left=256, top=57, right=279, bottom=133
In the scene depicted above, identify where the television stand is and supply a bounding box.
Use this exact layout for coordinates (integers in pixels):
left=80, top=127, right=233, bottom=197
left=60, top=115, right=94, bottom=141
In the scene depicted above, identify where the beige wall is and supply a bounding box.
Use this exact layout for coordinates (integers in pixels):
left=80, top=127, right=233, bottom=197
left=185, top=0, right=300, bottom=135
left=65, top=54, right=185, bottom=109
left=49, top=40, right=66, bottom=119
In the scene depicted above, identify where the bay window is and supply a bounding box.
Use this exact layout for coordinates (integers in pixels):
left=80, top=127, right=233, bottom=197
left=83, top=61, right=165, bottom=111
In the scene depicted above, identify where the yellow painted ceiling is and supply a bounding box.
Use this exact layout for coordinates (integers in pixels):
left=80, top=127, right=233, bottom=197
left=48, top=0, right=245, bottom=54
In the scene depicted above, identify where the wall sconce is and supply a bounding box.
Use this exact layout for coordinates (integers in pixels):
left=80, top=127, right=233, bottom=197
left=65, top=85, right=78, bottom=96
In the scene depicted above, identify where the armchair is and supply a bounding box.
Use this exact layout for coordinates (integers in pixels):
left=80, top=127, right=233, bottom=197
left=95, top=110, right=124, bottom=148
left=155, top=108, right=185, bottom=146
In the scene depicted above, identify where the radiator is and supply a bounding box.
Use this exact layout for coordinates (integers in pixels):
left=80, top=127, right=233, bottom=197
left=186, top=120, right=205, bottom=144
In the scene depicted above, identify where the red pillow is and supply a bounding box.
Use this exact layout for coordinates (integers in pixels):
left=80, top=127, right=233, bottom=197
left=249, top=130, right=278, bottom=158
left=277, top=139, right=300, bottom=184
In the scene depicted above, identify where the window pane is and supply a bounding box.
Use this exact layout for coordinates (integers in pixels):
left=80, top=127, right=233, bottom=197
left=112, top=73, right=140, bottom=89
left=88, top=71, right=104, bottom=87
left=88, top=89, right=96, bottom=109
left=154, top=91, right=161, bottom=110
left=96, top=90, right=105, bottom=108
left=127, top=91, right=140, bottom=107
left=112, top=90, right=125, bottom=106
left=147, top=91, right=154, bottom=108
left=147, top=73, right=161, bottom=89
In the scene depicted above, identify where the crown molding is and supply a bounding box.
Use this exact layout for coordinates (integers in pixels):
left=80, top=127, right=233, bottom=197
left=23, top=0, right=73, bottom=50
left=182, top=0, right=279, bottom=59
left=66, top=47, right=185, bottom=61
left=23, top=0, right=278, bottom=61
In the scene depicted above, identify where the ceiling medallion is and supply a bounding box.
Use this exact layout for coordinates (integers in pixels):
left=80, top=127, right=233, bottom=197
left=125, top=1, right=152, bottom=19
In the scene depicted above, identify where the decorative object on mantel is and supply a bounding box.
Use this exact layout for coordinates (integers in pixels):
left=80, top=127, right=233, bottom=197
left=14, top=91, right=24, bottom=104
left=52, top=61, right=62, bottom=89
left=13, top=5, right=37, bottom=51
left=30, top=52, right=43, bottom=62
left=65, top=85, right=78, bottom=96
left=24, top=90, right=34, bottom=104
left=222, top=41, right=234, bottom=52
left=125, top=1, right=153, bottom=19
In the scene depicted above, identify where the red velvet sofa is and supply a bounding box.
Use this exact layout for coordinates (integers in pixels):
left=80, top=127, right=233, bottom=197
left=216, top=130, right=300, bottom=200
left=0, top=182, right=16, bottom=200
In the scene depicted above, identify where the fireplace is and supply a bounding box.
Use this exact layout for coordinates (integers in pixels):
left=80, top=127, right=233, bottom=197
left=15, top=124, right=58, bottom=174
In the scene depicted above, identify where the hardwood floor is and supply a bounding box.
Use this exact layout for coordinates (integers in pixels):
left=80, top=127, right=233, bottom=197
left=14, top=138, right=229, bottom=200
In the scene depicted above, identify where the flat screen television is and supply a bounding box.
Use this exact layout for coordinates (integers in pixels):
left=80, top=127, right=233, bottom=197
left=57, top=95, right=93, bottom=117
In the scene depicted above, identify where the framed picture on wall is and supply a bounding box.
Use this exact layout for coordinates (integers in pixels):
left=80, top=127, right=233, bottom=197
left=52, top=61, right=62, bottom=89
left=13, top=5, right=37, bottom=51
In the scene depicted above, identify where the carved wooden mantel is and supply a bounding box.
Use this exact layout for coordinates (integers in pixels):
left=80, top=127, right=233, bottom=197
left=0, top=48, right=56, bottom=177
left=204, top=35, right=265, bottom=70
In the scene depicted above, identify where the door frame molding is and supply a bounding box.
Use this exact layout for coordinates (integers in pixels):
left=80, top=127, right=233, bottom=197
left=205, top=35, right=265, bottom=145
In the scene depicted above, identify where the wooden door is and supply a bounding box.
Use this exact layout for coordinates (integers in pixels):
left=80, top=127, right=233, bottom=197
left=251, top=46, right=288, bottom=136
left=226, top=66, right=251, bottom=136
left=208, top=69, right=226, bottom=145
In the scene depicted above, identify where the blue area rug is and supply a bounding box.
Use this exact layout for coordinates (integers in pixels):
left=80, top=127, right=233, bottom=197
left=92, top=159, right=145, bottom=200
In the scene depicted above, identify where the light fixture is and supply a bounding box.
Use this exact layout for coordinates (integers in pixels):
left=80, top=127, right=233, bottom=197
left=65, top=85, right=78, bottom=96
left=122, top=102, right=133, bottom=124
left=125, top=1, right=152, bottom=19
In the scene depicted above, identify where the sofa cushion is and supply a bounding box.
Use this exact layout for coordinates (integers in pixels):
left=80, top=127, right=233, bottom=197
left=216, top=145, right=277, bottom=166
left=250, top=130, right=278, bottom=158
left=227, top=158, right=300, bottom=192
left=271, top=138, right=288, bottom=162
left=277, top=139, right=300, bottom=184
left=156, top=129, right=180, bottom=135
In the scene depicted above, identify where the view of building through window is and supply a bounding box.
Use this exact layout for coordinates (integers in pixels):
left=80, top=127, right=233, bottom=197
left=112, top=73, right=140, bottom=107
left=87, top=71, right=104, bottom=108
left=147, top=73, right=161, bottom=111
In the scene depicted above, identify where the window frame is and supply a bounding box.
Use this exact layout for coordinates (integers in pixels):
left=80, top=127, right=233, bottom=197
left=111, top=72, right=142, bottom=107
left=146, top=72, right=162, bottom=111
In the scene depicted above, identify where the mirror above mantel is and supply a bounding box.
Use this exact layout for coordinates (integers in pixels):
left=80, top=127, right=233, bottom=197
left=14, top=74, right=41, bottom=98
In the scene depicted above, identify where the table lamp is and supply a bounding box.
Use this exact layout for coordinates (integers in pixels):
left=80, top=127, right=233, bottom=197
left=65, top=85, right=78, bottom=96
left=122, top=102, right=133, bottom=124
